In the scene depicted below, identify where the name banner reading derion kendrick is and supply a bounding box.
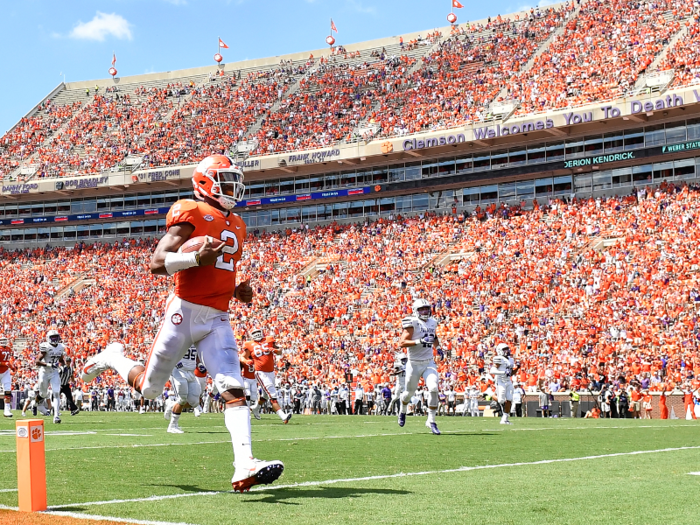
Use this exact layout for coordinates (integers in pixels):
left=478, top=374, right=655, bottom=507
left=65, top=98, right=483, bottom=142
left=563, top=152, right=636, bottom=169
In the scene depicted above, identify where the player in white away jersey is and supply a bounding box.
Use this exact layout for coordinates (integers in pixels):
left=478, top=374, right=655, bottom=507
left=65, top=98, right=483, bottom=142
left=490, top=343, right=519, bottom=425
left=397, top=299, right=442, bottom=435
left=36, top=330, right=66, bottom=424
left=388, top=353, right=407, bottom=415
left=0, top=337, right=13, bottom=418
left=164, top=345, right=202, bottom=433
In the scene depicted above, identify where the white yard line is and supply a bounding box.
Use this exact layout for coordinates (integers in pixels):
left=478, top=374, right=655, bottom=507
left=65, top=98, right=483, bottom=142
left=0, top=504, right=195, bottom=525
left=0, top=489, right=17, bottom=493
left=689, top=472, right=700, bottom=475
left=47, top=445, right=700, bottom=509
left=0, top=423, right=697, bottom=453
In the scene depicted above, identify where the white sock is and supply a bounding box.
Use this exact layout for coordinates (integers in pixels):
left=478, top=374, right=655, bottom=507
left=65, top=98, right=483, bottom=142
left=427, top=408, right=437, bottom=423
left=275, top=409, right=286, bottom=420
left=53, top=394, right=61, bottom=417
left=170, top=413, right=180, bottom=427
left=400, top=402, right=408, bottom=414
left=110, top=355, right=140, bottom=384
left=224, top=406, right=253, bottom=467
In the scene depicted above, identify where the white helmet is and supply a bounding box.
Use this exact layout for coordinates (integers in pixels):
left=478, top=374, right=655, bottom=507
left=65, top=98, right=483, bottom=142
left=0, top=337, right=8, bottom=347
left=251, top=328, right=264, bottom=342
left=496, top=343, right=510, bottom=357
left=47, top=330, right=61, bottom=346
left=412, top=299, right=432, bottom=321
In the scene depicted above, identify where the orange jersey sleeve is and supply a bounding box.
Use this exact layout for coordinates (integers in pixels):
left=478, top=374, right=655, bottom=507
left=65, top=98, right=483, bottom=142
left=166, top=200, right=246, bottom=312
left=240, top=343, right=256, bottom=379
left=250, top=340, right=275, bottom=373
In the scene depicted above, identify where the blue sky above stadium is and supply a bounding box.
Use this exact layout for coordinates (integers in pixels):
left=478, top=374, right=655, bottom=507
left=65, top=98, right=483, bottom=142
left=0, top=0, right=559, bottom=134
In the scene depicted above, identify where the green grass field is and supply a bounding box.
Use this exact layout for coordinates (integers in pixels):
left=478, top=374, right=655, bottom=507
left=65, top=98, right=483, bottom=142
left=1, top=412, right=699, bottom=524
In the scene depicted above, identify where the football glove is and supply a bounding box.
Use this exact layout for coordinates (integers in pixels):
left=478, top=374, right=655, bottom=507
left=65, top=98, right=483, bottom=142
left=197, top=364, right=207, bottom=374
left=420, top=334, right=435, bottom=346
left=51, top=362, right=59, bottom=369
left=436, top=348, right=444, bottom=359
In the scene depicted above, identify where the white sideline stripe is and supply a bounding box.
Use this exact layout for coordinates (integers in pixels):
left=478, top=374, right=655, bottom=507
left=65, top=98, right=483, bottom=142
left=47, top=445, right=700, bottom=509
left=0, top=505, right=195, bottom=525
left=0, top=489, right=17, bottom=493
left=0, top=423, right=698, bottom=453
left=690, top=472, right=700, bottom=475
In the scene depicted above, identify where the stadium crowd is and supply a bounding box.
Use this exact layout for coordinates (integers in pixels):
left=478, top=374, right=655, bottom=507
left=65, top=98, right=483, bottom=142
left=4, top=2, right=700, bottom=180
left=2, top=181, right=700, bottom=417
left=509, top=0, right=692, bottom=114
left=375, top=5, right=571, bottom=136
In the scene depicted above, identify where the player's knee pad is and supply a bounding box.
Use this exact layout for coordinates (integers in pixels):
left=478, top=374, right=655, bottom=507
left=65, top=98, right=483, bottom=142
left=141, top=385, right=161, bottom=400
left=186, top=393, right=200, bottom=407
left=428, top=391, right=439, bottom=408
left=214, top=373, right=243, bottom=394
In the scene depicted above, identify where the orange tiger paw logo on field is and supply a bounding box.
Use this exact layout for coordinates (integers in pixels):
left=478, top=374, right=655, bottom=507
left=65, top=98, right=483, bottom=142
left=381, top=142, right=394, bottom=154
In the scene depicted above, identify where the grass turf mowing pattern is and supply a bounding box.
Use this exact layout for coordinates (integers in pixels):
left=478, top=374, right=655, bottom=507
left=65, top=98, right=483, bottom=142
left=0, top=413, right=698, bottom=524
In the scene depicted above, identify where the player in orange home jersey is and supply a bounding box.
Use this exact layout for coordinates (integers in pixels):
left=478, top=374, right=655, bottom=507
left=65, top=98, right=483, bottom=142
left=0, top=337, right=14, bottom=418
left=239, top=344, right=260, bottom=420
left=80, top=154, right=284, bottom=492
left=246, top=328, right=291, bottom=424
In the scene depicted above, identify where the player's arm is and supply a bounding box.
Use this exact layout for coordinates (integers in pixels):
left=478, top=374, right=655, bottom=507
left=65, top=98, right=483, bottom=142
left=149, top=223, right=223, bottom=276
left=399, top=326, right=416, bottom=347
left=239, top=347, right=254, bottom=367
left=36, top=349, right=49, bottom=368
left=490, top=359, right=506, bottom=377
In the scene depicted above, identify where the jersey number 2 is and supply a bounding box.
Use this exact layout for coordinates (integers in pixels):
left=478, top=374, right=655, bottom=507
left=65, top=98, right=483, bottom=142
left=215, top=230, right=239, bottom=272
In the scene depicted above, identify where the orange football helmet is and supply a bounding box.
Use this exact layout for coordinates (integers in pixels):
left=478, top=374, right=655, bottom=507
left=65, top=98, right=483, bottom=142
left=192, top=154, right=245, bottom=210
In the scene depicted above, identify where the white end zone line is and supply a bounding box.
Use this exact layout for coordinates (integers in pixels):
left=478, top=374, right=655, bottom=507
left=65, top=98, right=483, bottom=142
left=46, top=445, right=700, bottom=510
left=0, top=505, right=196, bottom=525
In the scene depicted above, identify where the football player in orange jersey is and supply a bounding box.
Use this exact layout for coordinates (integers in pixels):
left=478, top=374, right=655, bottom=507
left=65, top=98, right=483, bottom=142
left=81, top=154, right=283, bottom=492
left=244, top=328, right=291, bottom=424
left=0, top=337, right=14, bottom=418
left=238, top=343, right=260, bottom=420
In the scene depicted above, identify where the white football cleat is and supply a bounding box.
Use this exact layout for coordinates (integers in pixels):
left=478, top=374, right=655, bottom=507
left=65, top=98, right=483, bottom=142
left=232, top=458, right=284, bottom=493
left=4, top=408, right=12, bottom=418
left=81, top=343, right=125, bottom=383
left=194, top=406, right=202, bottom=417
left=53, top=416, right=61, bottom=424
left=139, top=406, right=146, bottom=414
left=251, top=406, right=261, bottom=420
left=167, top=426, right=184, bottom=434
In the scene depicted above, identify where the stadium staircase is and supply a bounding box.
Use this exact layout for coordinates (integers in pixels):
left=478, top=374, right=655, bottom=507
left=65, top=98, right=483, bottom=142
left=631, top=11, right=695, bottom=95
left=495, top=2, right=582, bottom=120
left=12, top=337, right=29, bottom=354
left=54, top=271, right=97, bottom=301
left=350, top=36, right=445, bottom=143
left=241, top=59, right=323, bottom=144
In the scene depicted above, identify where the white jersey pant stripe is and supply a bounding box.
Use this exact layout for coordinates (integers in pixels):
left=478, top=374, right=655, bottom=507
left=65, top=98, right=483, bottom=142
left=244, top=378, right=258, bottom=404
left=400, top=359, right=439, bottom=408
left=0, top=370, right=11, bottom=393
left=140, top=295, right=243, bottom=400
left=496, top=381, right=514, bottom=403
left=255, top=370, right=278, bottom=400
left=169, top=368, right=201, bottom=407
left=37, top=367, right=60, bottom=399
